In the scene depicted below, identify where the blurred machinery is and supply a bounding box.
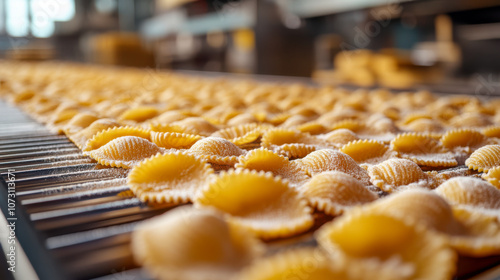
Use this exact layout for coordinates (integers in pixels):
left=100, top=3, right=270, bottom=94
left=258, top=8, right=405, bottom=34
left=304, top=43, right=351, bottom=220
left=1, top=0, right=500, bottom=93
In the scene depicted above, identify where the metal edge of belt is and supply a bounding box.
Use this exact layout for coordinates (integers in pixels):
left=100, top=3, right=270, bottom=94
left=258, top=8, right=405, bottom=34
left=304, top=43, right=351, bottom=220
left=0, top=178, right=69, bottom=280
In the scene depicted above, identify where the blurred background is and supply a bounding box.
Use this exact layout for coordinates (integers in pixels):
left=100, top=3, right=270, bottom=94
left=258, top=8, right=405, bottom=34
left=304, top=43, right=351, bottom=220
left=1, top=0, right=500, bottom=94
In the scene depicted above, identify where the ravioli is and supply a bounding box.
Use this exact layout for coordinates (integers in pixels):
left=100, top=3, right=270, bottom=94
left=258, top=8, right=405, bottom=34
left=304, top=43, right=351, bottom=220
left=316, top=208, right=456, bottom=280
left=435, top=177, right=500, bottom=216
left=238, top=248, right=343, bottom=280
left=367, top=159, right=432, bottom=192
left=300, top=171, right=377, bottom=215
left=132, top=206, right=264, bottom=280
left=298, top=149, right=371, bottom=185
left=67, top=118, right=120, bottom=149
left=465, top=144, right=500, bottom=172
left=188, top=137, right=246, bottom=166
left=440, top=129, right=491, bottom=154
left=195, top=170, right=313, bottom=239
left=320, top=129, right=359, bottom=148
left=128, top=152, right=214, bottom=203
left=390, top=133, right=457, bottom=167
left=87, top=136, right=163, bottom=168
left=483, top=166, right=500, bottom=189
left=340, top=139, right=396, bottom=166
left=83, top=126, right=151, bottom=152
left=211, top=123, right=263, bottom=145
left=366, top=190, right=500, bottom=257
left=235, top=148, right=309, bottom=188
left=151, top=131, right=202, bottom=149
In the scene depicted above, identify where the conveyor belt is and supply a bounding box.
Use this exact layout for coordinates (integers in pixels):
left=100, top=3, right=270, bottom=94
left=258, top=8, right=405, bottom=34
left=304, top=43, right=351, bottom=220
left=0, top=101, right=163, bottom=280
left=0, top=98, right=499, bottom=280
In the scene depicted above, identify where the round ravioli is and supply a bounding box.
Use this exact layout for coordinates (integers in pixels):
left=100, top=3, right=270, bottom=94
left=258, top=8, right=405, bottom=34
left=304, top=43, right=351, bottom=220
left=482, top=125, right=500, bottom=138
left=272, top=143, right=317, bottom=159
left=465, top=144, right=500, bottom=172
left=10, top=89, right=35, bottom=104
left=195, top=170, right=313, bottom=239
left=366, top=115, right=397, bottom=133
left=366, top=189, right=500, bottom=257
left=227, top=113, right=259, bottom=126
left=367, top=159, right=432, bottom=192
left=128, top=152, right=214, bottom=203
left=368, top=189, right=465, bottom=233
left=404, top=118, right=444, bottom=133
left=280, top=114, right=309, bottom=128
left=262, top=128, right=331, bottom=150
left=400, top=112, right=433, bottom=125
left=132, top=206, right=264, bottom=280
left=296, top=122, right=329, bottom=135
left=87, top=136, right=163, bottom=169
left=67, top=118, right=120, bottom=149
left=320, top=129, right=359, bottom=148
left=238, top=248, right=344, bottom=280
left=151, top=131, right=202, bottom=149
left=316, top=209, right=456, bottom=280
left=173, top=117, right=219, bottom=136
left=47, top=103, right=81, bottom=125
left=340, top=140, right=396, bottom=166
left=235, top=148, right=309, bottom=188
left=63, top=112, right=99, bottom=135
left=266, top=113, right=290, bottom=125
left=211, top=123, right=262, bottom=145
left=83, top=126, right=151, bottom=152
left=440, top=129, right=491, bottom=154
left=119, top=106, right=159, bottom=122
left=188, top=137, right=246, bottom=166
left=151, top=110, right=190, bottom=124
left=435, top=177, right=500, bottom=214
left=298, top=149, right=371, bottom=185
left=390, top=133, right=457, bottom=167
left=149, top=123, right=198, bottom=135
left=483, top=166, right=500, bottom=189
left=330, top=119, right=367, bottom=133
left=300, top=171, right=377, bottom=216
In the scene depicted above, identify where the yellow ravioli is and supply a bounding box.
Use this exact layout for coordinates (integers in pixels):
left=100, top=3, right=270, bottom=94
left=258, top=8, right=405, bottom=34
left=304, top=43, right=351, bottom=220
left=341, top=139, right=397, bottom=166
left=132, top=206, right=264, bottom=280
left=390, top=133, right=457, bottom=167
left=128, top=152, right=214, bottom=203
left=300, top=171, right=377, bottom=216
left=211, top=123, right=263, bottom=145
left=483, top=166, right=500, bottom=189
left=466, top=144, right=500, bottom=172
left=235, top=148, right=309, bottom=188
left=83, top=126, right=151, bottom=152
left=320, top=128, right=360, bottom=148
left=298, top=149, right=371, bottom=185
left=119, top=106, right=159, bottom=122
left=150, top=131, right=202, bottom=149
left=87, top=136, right=163, bottom=169
left=316, top=208, right=456, bottom=280
left=440, top=129, right=491, bottom=154
left=366, top=189, right=500, bottom=257
left=188, top=137, right=246, bottom=166
left=195, top=170, right=313, bottom=239
left=67, top=118, right=120, bottom=149
left=367, top=159, right=432, bottom=192
left=435, top=177, right=500, bottom=215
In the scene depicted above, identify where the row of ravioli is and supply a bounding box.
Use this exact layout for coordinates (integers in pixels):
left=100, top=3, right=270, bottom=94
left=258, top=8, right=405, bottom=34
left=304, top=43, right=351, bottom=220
left=1, top=62, right=500, bottom=137
left=125, top=149, right=500, bottom=280
left=1, top=62, right=500, bottom=280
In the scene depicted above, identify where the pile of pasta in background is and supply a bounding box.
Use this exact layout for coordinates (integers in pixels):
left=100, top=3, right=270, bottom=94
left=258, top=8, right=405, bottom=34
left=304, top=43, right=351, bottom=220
left=1, top=61, right=500, bottom=280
